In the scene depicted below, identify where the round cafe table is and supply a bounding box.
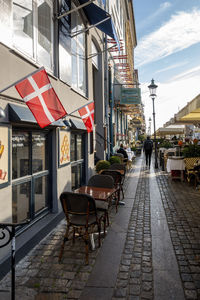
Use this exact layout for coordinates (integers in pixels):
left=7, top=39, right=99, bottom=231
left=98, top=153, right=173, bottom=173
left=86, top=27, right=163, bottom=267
left=166, top=156, right=185, bottom=181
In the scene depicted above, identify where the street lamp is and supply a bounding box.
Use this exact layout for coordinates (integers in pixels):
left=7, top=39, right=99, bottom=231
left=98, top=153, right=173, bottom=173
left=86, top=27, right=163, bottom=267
left=148, top=79, right=158, bottom=168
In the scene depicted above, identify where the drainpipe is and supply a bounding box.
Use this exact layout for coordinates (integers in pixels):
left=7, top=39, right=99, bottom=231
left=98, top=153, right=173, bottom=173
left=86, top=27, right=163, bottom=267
left=108, top=66, right=113, bottom=155
left=103, top=0, right=110, bottom=160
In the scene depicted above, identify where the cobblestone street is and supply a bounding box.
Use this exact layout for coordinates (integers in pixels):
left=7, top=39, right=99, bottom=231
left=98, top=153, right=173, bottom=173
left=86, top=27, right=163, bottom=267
left=0, top=155, right=200, bottom=300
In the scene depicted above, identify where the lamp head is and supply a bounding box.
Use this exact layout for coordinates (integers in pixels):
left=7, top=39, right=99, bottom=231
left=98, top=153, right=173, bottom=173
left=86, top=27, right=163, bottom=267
left=148, top=79, right=158, bottom=97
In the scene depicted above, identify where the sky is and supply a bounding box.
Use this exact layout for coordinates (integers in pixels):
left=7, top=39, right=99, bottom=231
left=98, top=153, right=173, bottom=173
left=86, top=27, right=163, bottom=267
left=133, top=0, right=200, bottom=132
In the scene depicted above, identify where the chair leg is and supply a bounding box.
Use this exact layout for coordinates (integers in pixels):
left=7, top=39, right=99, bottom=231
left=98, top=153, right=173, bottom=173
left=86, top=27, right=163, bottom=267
left=121, top=184, right=124, bottom=199
left=106, top=211, right=109, bottom=227
left=58, top=225, right=69, bottom=262
left=84, top=230, right=89, bottom=265
left=98, top=223, right=101, bottom=247
left=73, top=227, right=76, bottom=244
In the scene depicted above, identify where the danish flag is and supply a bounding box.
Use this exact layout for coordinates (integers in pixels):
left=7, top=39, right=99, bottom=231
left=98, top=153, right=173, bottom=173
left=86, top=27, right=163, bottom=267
left=78, top=102, right=94, bottom=133
left=15, top=68, right=67, bottom=128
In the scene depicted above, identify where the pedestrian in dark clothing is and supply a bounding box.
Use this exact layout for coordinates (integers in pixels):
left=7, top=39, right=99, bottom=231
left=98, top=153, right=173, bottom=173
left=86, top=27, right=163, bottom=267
left=117, top=144, right=128, bottom=161
left=143, top=136, right=153, bottom=167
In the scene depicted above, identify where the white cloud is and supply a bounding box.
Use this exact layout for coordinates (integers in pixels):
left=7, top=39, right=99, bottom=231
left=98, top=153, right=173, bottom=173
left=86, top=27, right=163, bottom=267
left=137, top=2, right=172, bottom=30
left=135, top=9, right=200, bottom=67
left=142, top=72, right=200, bottom=131
left=170, top=65, right=200, bottom=81
left=155, top=61, right=188, bottom=74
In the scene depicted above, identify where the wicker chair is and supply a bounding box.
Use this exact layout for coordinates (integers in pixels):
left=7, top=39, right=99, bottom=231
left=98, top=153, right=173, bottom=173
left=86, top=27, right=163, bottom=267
left=88, top=174, right=115, bottom=227
left=109, top=163, right=126, bottom=184
left=58, top=192, right=104, bottom=264
left=184, top=157, right=200, bottom=185
left=100, top=170, right=123, bottom=206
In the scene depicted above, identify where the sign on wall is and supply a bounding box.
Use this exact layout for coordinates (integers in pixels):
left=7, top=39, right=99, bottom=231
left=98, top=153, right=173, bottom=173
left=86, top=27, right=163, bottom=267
left=0, top=126, right=9, bottom=186
left=121, top=87, right=141, bottom=105
left=59, top=129, right=70, bottom=167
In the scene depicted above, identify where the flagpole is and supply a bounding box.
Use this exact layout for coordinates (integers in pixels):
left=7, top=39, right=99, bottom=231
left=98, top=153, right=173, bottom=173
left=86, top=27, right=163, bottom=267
left=0, top=67, right=44, bottom=94
left=67, top=101, right=93, bottom=116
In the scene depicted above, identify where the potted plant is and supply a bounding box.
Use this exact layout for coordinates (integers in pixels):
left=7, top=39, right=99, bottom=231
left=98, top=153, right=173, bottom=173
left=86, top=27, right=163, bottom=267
left=159, top=140, right=173, bottom=149
left=96, top=160, right=110, bottom=173
left=109, top=156, right=121, bottom=165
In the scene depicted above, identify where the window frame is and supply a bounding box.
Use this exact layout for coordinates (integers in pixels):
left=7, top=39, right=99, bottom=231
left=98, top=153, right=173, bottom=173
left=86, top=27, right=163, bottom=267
left=12, top=0, right=54, bottom=71
left=11, top=128, right=51, bottom=223
left=71, top=10, right=86, bottom=96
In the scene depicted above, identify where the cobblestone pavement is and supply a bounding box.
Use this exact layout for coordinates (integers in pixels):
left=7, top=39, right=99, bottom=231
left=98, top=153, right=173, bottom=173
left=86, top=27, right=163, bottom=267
left=0, top=171, right=133, bottom=300
left=112, top=165, right=153, bottom=300
left=1, top=159, right=200, bottom=300
left=156, top=170, right=200, bottom=300
left=0, top=209, right=117, bottom=300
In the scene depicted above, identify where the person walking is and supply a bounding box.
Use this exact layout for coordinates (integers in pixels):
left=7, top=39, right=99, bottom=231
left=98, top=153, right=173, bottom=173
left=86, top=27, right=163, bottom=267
left=143, top=136, right=153, bottom=167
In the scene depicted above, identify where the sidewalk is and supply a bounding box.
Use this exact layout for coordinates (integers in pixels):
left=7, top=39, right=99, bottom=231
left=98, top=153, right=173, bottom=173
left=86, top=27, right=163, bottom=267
left=0, top=154, right=200, bottom=300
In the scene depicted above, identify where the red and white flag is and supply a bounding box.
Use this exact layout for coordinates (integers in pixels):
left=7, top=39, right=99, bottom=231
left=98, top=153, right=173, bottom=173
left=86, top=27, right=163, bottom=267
left=15, top=68, right=67, bottom=128
left=78, top=102, right=94, bottom=133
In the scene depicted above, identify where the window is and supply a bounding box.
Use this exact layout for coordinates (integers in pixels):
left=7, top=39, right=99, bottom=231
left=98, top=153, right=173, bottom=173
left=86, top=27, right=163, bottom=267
left=13, top=0, right=53, bottom=70
left=91, top=41, right=98, bottom=69
left=12, top=130, right=50, bottom=223
left=70, top=132, right=85, bottom=190
left=59, top=0, right=71, bottom=84
left=71, top=11, right=86, bottom=95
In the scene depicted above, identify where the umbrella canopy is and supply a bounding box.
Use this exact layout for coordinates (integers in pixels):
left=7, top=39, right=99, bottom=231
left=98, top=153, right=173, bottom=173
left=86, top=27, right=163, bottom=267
left=157, top=125, right=185, bottom=136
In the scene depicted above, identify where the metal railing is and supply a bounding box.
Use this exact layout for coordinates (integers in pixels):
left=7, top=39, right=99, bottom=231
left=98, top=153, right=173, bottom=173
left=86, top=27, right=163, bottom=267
left=0, top=220, right=30, bottom=300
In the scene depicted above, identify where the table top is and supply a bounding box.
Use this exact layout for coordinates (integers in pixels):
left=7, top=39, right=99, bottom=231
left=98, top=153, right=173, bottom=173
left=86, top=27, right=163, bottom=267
left=74, top=186, right=117, bottom=201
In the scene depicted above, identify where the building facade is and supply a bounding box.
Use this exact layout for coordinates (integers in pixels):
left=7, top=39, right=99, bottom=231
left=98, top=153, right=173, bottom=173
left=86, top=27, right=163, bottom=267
left=0, top=0, right=138, bottom=276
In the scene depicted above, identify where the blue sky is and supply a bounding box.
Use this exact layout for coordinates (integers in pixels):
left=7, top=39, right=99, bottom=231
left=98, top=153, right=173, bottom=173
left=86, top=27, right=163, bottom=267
left=133, top=0, right=200, bottom=131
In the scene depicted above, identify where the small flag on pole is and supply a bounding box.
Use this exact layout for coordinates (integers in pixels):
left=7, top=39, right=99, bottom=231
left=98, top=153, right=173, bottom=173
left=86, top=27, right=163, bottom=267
left=78, top=102, right=94, bottom=133
left=15, top=68, right=67, bottom=128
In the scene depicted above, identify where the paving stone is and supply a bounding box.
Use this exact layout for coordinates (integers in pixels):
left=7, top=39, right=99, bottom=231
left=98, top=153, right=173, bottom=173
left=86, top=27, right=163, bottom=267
left=185, top=289, right=198, bottom=299
left=113, top=288, right=127, bottom=298
left=129, top=284, right=140, bottom=295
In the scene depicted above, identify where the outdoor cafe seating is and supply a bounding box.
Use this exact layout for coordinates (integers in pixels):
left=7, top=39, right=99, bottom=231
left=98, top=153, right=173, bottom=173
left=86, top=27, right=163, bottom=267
left=100, top=169, right=124, bottom=201
left=58, top=169, right=127, bottom=264
left=58, top=191, right=105, bottom=265
left=109, top=163, right=126, bottom=184
left=88, top=174, right=115, bottom=228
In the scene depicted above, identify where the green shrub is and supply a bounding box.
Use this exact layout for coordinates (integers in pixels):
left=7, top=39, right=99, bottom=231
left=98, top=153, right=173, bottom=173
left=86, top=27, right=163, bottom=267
left=182, top=145, right=200, bottom=158
left=131, top=146, right=136, bottom=152
left=159, top=140, right=173, bottom=149
left=109, top=156, right=121, bottom=165
left=96, top=160, right=110, bottom=173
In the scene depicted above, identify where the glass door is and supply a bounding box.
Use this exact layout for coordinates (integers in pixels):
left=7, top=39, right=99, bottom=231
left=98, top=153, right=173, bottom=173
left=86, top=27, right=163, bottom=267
left=12, top=129, right=50, bottom=223
left=70, top=132, right=85, bottom=190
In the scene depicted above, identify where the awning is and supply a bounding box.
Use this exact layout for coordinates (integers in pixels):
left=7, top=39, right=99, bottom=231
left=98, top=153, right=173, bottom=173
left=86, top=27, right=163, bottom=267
left=174, top=94, right=200, bottom=124
left=69, top=118, right=87, bottom=130
left=9, top=104, right=66, bottom=127
left=157, top=125, right=185, bottom=136
left=58, top=0, right=120, bottom=49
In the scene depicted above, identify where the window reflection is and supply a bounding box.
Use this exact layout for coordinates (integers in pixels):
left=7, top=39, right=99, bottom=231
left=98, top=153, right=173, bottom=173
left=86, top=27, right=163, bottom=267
left=12, top=182, right=30, bottom=223
left=77, top=135, right=82, bottom=160
left=12, top=131, right=30, bottom=179
left=71, top=11, right=86, bottom=95
left=37, top=0, right=52, bottom=69
left=34, top=175, right=48, bottom=213
left=13, top=0, right=33, bottom=56
left=32, top=132, right=48, bottom=172
left=12, top=129, right=49, bottom=222
left=13, top=0, right=53, bottom=69
left=59, top=0, right=71, bottom=84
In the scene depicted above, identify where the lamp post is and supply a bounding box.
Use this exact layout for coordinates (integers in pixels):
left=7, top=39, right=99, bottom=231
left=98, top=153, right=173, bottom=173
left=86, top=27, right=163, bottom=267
left=148, top=79, right=158, bottom=168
